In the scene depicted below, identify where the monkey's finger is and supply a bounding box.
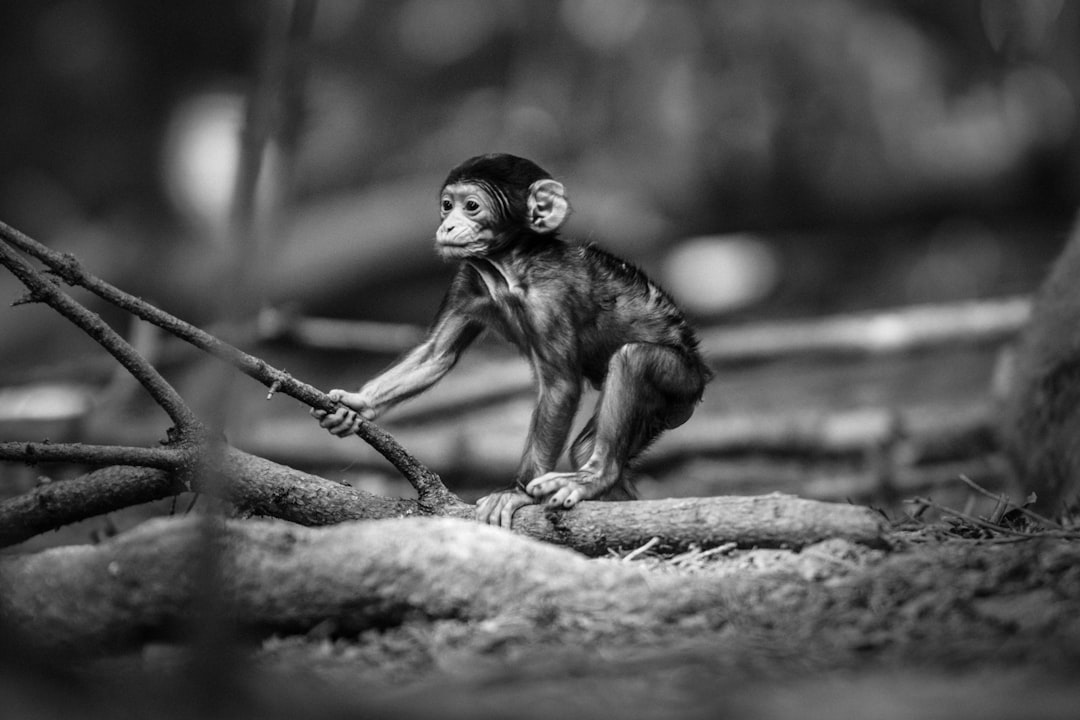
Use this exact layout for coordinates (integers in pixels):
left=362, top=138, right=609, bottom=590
left=475, top=492, right=531, bottom=527
left=329, top=418, right=361, bottom=436
left=318, top=412, right=347, bottom=429
left=499, top=492, right=533, bottom=528
left=499, top=500, right=517, bottom=529
left=475, top=494, right=497, bottom=525
left=324, top=412, right=358, bottom=435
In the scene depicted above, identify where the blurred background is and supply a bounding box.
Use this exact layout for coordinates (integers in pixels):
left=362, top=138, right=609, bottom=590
left=2, top=0, right=1079, bottom=522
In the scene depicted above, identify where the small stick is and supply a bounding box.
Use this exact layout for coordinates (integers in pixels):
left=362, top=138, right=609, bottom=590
left=622, top=536, right=661, bottom=562
left=957, top=474, right=1065, bottom=529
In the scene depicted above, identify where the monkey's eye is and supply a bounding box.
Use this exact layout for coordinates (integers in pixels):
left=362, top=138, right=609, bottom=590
left=441, top=199, right=452, bottom=213
left=465, top=199, right=481, bottom=213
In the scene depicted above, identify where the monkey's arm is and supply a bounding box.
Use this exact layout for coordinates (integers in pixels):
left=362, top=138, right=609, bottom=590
left=355, top=311, right=482, bottom=415
left=314, top=295, right=483, bottom=436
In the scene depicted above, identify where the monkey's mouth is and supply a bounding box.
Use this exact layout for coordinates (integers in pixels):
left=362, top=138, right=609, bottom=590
left=435, top=239, right=480, bottom=258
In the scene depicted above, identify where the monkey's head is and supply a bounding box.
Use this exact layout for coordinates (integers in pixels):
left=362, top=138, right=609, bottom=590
left=435, top=153, right=569, bottom=260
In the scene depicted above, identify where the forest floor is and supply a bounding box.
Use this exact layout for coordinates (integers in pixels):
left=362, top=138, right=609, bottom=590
left=5, top=324, right=1079, bottom=719
left=239, top=523, right=1080, bottom=719
left=5, top=501, right=1075, bottom=720
left=217, top=343, right=1080, bottom=717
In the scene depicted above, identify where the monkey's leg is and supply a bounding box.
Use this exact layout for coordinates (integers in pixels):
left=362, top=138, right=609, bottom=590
left=526, top=343, right=702, bottom=508
left=568, top=415, right=597, bottom=468
left=477, top=373, right=581, bottom=527
left=567, top=414, right=636, bottom=500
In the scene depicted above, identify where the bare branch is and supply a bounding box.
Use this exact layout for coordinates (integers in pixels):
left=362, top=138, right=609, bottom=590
left=0, top=221, right=449, bottom=503
left=0, top=466, right=180, bottom=547
left=498, top=492, right=889, bottom=554
left=0, top=442, right=180, bottom=470
left=0, top=446, right=420, bottom=548
left=0, top=237, right=197, bottom=431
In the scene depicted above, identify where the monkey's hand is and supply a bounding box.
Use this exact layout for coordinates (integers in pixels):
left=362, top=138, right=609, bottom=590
left=310, top=388, right=377, bottom=437
left=525, top=471, right=604, bottom=509
left=475, top=489, right=536, bottom=528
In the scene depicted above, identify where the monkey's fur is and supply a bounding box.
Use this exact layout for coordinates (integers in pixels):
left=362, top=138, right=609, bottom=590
left=314, top=154, right=709, bottom=527
left=1001, top=218, right=1080, bottom=515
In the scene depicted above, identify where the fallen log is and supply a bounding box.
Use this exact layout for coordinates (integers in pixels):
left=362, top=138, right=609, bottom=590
left=0, top=512, right=887, bottom=655
left=1, top=441, right=887, bottom=553
left=0, top=516, right=682, bottom=653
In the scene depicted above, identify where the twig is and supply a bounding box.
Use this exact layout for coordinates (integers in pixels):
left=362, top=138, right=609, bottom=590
left=0, top=240, right=196, bottom=431
left=0, top=238, right=204, bottom=476
left=956, top=474, right=1065, bottom=530
left=906, top=495, right=1080, bottom=540
left=622, top=536, right=661, bottom=562
left=906, top=496, right=1033, bottom=537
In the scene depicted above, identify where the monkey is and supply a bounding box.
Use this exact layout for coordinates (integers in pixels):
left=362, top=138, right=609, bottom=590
left=313, top=153, right=710, bottom=527
left=1001, top=214, right=1080, bottom=516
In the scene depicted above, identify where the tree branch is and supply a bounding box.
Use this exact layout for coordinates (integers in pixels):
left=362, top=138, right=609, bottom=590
left=0, top=466, right=180, bottom=547
left=0, top=221, right=449, bottom=504
left=0, top=442, right=180, bottom=469
left=0, top=445, right=420, bottom=548
left=496, top=492, right=888, bottom=554
left=0, top=436, right=884, bottom=553
left=0, top=239, right=197, bottom=431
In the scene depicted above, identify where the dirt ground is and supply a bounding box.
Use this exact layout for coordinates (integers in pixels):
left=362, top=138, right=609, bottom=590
left=235, top=524, right=1080, bottom=720
left=3, top=510, right=1076, bottom=720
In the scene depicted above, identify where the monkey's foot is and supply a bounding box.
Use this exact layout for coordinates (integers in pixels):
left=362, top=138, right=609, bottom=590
left=475, top=489, right=536, bottom=528
left=525, top=471, right=605, bottom=509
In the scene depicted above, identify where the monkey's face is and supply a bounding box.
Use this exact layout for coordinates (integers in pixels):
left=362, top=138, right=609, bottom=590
left=436, top=182, right=501, bottom=259
left=435, top=173, right=568, bottom=260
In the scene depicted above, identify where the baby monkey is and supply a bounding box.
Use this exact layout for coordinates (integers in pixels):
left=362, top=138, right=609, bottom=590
left=314, top=154, right=709, bottom=527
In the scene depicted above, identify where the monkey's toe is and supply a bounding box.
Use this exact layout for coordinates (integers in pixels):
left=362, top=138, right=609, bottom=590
left=526, top=472, right=592, bottom=506
left=546, top=484, right=584, bottom=508
left=525, top=471, right=575, bottom=497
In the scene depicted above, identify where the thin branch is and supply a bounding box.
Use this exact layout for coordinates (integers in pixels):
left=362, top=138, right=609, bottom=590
left=906, top=495, right=1080, bottom=540
left=0, top=238, right=197, bottom=432
left=0, top=221, right=450, bottom=504
left=956, top=474, right=1065, bottom=530
left=0, top=442, right=179, bottom=469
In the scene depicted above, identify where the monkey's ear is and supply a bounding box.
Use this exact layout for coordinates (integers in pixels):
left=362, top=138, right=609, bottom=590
left=527, top=179, right=569, bottom=234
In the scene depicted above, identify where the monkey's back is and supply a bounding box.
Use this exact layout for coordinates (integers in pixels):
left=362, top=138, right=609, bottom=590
left=570, top=243, right=706, bottom=386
